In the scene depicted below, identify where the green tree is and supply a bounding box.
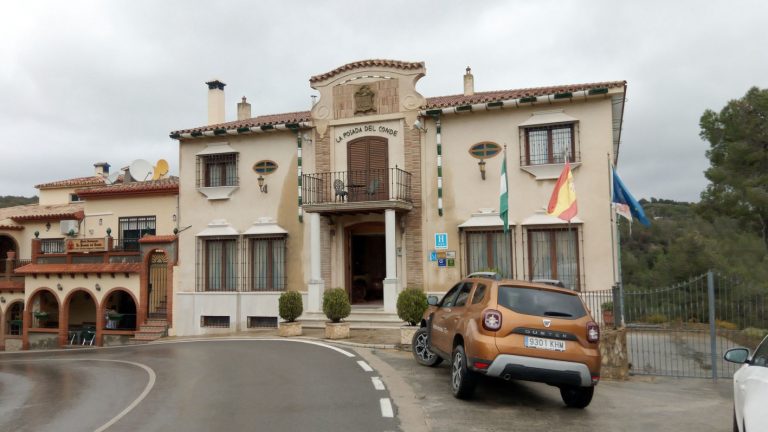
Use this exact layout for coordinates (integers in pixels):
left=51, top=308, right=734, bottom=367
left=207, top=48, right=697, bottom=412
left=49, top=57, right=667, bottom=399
left=699, top=87, right=768, bottom=250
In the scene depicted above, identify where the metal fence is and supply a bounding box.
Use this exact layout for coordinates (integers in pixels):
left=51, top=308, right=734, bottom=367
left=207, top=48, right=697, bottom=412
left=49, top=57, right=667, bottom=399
left=301, top=167, right=412, bottom=205
left=619, top=271, right=767, bottom=379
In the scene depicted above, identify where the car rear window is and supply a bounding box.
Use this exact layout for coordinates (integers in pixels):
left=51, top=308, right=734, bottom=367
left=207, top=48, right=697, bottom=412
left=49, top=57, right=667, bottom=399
left=497, top=286, right=587, bottom=319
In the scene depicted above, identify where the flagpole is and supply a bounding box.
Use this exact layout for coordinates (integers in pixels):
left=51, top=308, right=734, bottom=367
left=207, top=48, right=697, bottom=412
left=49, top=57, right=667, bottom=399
left=608, top=153, right=617, bottom=286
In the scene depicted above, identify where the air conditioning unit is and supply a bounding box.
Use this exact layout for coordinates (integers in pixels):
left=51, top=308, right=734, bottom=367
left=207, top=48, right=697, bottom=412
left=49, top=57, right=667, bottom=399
left=60, top=220, right=79, bottom=235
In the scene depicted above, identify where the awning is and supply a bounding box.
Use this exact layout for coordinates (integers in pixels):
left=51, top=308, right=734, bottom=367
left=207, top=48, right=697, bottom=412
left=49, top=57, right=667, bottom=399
left=521, top=210, right=583, bottom=226
left=458, top=209, right=512, bottom=229
left=196, top=219, right=239, bottom=237
left=196, top=142, right=237, bottom=156
left=242, top=217, right=288, bottom=236
left=519, top=110, right=578, bottom=127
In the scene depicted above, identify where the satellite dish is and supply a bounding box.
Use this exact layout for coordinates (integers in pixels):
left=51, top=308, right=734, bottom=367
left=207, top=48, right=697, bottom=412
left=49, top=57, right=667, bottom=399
left=129, top=159, right=153, bottom=182
left=105, top=172, right=120, bottom=185
left=152, top=159, right=170, bottom=180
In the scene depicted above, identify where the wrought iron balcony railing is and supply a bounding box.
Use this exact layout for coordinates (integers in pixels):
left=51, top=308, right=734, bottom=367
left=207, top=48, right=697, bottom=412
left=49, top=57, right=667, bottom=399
left=301, top=167, right=412, bottom=206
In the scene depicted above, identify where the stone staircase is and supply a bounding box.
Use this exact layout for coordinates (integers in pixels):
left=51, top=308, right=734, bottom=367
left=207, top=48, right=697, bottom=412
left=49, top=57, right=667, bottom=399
left=300, top=308, right=404, bottom=329
left=129, top=318, right=169, bottom=344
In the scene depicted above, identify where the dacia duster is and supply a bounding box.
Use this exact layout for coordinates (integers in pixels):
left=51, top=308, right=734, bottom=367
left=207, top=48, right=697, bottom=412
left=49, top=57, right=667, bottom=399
left=412, top=273, right=601, bottom=408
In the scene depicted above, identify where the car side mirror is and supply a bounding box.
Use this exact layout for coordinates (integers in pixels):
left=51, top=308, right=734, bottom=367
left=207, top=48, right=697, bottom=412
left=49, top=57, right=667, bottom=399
left=427, top=295, right=439, bottom=306
left=724, top=347, right=750, bottom=364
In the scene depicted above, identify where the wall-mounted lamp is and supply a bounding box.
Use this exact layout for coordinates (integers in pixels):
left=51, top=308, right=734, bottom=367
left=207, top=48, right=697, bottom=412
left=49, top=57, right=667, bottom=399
left=413, top=119, right=427, bottom=133
left=45, top=222, right=51, bottom=231
left=0, top=296, right=5, bottom=304
left=57, top=283, right=63, bottom=291
left=98, top=218, right=103, bottom=226
left=95, top=283, right=101, bottom=291
left=258, top=175, right=268, bottom=193
left=172, top=214, right=177, bottom=222
left=478, top=159, right=487, bottom=180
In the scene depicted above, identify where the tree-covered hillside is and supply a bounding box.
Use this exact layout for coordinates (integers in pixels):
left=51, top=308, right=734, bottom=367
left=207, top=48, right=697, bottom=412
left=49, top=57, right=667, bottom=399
left=620, top=198, right=768, bottom=290
left=0, top=195, right=37, bottom=208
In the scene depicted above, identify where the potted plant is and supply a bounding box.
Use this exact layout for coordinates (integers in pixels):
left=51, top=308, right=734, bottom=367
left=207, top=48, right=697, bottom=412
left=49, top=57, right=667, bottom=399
left=323, top=288, right=351, bottom=339
left=278, top=291, right=303, bottom=337
left=397, top=287, right=428, bottom=345
left=601, top=301, right=614, bottom=327
left=106, top=310, right=124, bottom=329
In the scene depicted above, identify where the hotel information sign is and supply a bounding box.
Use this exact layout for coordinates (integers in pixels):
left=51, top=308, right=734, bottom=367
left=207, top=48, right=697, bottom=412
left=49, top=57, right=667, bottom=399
left=67, top=238, right=106, bottom=253
left=434, top=233, right=448, bottom=250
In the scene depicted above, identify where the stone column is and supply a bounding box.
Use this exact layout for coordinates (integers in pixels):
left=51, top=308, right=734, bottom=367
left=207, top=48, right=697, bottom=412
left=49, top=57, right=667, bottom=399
left=307, top=212, right=325, bottom=312
left=383, top=209, right=400, bottom=313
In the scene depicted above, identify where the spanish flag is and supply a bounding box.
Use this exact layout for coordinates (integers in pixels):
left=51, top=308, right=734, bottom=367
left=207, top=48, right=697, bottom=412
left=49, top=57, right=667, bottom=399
left=547, top=160, right=578, bottom=221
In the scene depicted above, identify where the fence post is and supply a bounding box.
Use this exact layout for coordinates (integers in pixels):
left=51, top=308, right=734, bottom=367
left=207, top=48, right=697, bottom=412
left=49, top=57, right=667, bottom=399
left=707, top=270, right=717, bottom=382
left=611, top=284, right=621, bottom=330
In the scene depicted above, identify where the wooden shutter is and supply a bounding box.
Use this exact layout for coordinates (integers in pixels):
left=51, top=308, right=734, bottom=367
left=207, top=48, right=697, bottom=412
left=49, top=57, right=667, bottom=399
left=347, top=137, right=389, bottom=201
left=368, top=138, right=388, bottom=200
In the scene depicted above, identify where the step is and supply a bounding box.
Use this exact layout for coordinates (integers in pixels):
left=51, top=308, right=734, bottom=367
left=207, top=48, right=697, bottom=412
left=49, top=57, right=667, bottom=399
left=299, top=310, right=405, bottom=329
left=138, top=326, right=167, bottom=334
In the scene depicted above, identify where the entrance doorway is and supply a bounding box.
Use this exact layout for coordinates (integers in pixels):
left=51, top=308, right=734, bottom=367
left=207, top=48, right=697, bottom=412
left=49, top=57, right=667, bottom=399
left=346, top=223, right=386, bottom=306
left=147, top=252, right=168, bottom=319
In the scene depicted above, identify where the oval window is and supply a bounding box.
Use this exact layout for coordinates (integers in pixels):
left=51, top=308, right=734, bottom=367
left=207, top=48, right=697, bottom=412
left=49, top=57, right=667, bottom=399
left=253, top=160, right=278, bottom=175
left=469, top=142, right=501, bottom=159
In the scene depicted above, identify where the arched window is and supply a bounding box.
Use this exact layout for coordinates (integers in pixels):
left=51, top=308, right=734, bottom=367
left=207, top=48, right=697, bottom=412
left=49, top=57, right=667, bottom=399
left=469, top=142, right=502, bottom=159
left=253, top=160, right=278, bottom=175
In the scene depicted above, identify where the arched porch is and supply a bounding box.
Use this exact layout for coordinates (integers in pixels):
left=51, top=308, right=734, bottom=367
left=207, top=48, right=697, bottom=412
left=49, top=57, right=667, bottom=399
left=24, top=288, right=60, bottom=350
left=61, top=289, right=99, bottom=347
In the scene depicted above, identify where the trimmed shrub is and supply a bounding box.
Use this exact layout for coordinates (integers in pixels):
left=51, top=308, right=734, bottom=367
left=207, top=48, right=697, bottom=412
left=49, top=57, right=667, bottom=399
left=646, top=313, right=668, bottom=324
left=278, top=291, right=303, bottom=323
left=323, top=288, right=351, bottom=323
left=397, top=288, right=428, bottom=326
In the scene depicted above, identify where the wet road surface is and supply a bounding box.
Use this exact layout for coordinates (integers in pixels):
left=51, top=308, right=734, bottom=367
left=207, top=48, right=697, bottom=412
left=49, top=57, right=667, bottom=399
left=0, top=339, right=399, bottom=432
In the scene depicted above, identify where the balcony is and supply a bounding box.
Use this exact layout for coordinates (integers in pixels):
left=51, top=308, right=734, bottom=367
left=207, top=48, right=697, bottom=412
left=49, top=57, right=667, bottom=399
left=301, top=167, right=413, bottom=214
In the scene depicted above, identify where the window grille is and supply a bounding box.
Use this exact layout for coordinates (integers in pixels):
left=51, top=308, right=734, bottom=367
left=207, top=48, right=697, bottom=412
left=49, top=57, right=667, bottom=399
left=197, top=237, right=240, bottom=292
left=118, top=216, right=156, bottom=251
left=247, top=236, right=286, bottom=291
left=248, top=316, right=278, bottom=328
left=526, top=227, right=581, bottom=291
left=522, top=124, right=578, bottom=165
left=198, top=153, right=238, bottom=187
left=200, top=316, right=230, bottom=328
left=465, top=230, right=514, bottom=278
left=40, top=238, right=65, bottom=254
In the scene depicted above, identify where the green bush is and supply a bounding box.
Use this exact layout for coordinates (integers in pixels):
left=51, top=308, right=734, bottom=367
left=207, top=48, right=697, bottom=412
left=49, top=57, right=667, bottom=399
left=397, top=288, right=428, bottom=326
left=646, top=313, right=668, bottom=324
left=278, top=291, right=303, bottom=323
left=323, top=288, right=351, bottom=323
left=742, top=327, right=768, bottom=339
left=716, top=319, right=738, bottom=330
left=601, top=301, right=613, bottom=312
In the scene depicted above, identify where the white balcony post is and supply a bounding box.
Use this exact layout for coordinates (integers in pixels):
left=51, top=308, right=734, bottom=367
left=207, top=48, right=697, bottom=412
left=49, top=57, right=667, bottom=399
left=307, top=212, right=324, bottom=312
left=383, top=209, right=399, bottom=313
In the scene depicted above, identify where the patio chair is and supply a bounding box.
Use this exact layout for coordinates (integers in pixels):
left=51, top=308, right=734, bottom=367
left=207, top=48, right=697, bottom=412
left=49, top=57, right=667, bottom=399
left=366, top=178, right=380, bottom=199
left=81, top=327, right=96, bottom=346
left=333, top=179, right=348, bottom=202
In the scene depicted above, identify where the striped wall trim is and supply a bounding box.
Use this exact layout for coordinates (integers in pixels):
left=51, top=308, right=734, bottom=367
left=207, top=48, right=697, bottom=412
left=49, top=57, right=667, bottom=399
left=297, top=133, right=304, bottom=223
left=435, top=115, right=443, bottom=217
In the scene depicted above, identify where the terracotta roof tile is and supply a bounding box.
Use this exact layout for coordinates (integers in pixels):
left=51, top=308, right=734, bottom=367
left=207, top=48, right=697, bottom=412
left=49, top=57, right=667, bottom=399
left=171, top=111, right=311, bottom=136
left=35, top=176, right=108, bottom=190
left=0, top=280, right=24, bottom=290
left=1, top=203, right=85, bottom=222
left=0, top=220, right=23, bottom=230
left=139, top=235, right=177, bottom=243
left=309, top=59, right=425, bottom=84
left=76, top=177, right=179, bottom=198
left=424, top=81, right=626, bottom=109
left=14, top=263, right=141, bottom=275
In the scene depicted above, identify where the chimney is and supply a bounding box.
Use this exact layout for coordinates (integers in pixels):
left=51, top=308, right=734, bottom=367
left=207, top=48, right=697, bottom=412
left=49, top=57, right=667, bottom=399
left=94, top=162, right=110, bottom=176
left=206, top=79, right=226, bottom=125
left=237, top=96, right=252, bottom=121
left=463, top=66, right=474, bottom=96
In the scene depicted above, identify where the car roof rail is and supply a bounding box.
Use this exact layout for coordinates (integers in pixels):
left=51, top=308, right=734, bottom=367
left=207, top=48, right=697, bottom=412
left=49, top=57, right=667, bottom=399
left=467, top=271, right=502, bottom=281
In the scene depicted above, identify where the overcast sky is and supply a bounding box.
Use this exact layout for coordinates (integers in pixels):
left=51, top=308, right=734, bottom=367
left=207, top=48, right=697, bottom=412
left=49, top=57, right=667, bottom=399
left=1, top=0, right=766, bottom=202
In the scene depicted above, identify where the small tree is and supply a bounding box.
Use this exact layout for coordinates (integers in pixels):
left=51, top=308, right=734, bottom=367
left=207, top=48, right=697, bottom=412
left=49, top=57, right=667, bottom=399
left=397, top=288, right=428, bottom=326
left=278, top=291, right=303, bottom=323
left=323, top=288, right=351, bottom=323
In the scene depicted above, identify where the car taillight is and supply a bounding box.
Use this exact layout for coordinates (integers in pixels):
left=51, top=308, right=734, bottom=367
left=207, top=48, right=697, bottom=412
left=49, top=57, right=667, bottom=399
left=483, top=309, right=502, bottom=331
left=587, top=321, right=599, bottom=343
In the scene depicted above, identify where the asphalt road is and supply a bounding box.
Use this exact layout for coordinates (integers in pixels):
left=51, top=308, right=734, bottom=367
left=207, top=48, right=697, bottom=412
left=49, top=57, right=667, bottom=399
left=0, top=340, right=399, bottom=432
left=370, top=348, right=734, bottom=432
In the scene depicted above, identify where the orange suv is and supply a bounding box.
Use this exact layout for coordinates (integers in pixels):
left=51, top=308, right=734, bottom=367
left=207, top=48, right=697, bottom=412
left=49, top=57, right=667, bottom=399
left=411, top=272, right=601, bottom=408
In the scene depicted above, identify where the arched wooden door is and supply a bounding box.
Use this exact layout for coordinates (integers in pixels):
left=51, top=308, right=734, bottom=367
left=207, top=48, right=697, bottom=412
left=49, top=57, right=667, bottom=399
left=147, top=252, right=168, bottom=319
left=347, top=137, right=388, bottom=201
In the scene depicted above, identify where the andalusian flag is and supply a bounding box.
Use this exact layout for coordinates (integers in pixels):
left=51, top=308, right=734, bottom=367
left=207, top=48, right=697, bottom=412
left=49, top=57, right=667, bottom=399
left=499, top=149, right=509, bottom=232
left=547, top=160, right=578, bottom=221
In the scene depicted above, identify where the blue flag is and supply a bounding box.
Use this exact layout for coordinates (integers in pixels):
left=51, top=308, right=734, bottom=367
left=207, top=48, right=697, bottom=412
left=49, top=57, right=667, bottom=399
left=612, top=169, right=650, bottom=226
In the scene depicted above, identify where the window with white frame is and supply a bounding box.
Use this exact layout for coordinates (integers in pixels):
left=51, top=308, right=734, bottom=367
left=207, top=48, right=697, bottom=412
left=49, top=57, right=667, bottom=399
left=465, top=230, right=513, bottom=279
left=527, top=227, right=580, bottom=290
left=523, top=124, right=577, bottom=165
left=198, top=153, right=238, bottom=187
left=200, top=237, right=238, bottom=291
left=248, top=236, right=286, bottom=291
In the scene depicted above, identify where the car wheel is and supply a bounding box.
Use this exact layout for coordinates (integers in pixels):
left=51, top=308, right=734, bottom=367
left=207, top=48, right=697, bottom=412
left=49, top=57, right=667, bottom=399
left=412, top=327, right=442, bottom=367
left=560, top=385, right=594, bottom=409
left=451, top=344, right=476, bottom=399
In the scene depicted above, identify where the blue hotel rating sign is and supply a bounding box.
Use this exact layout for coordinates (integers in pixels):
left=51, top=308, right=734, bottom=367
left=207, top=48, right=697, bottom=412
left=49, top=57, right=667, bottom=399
left=434, top=233, right=448, bottom=250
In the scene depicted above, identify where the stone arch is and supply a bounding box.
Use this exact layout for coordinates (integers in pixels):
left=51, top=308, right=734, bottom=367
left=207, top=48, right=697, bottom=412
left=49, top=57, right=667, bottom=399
left=26, top=287, right=60, bottom=328
left=5, top=300, right=24, bottom=336
left=0, top=234, right=18, bottom=260
left=61, top=288, right=99, bottom=346
left=100, top=287, right=138, bottom=331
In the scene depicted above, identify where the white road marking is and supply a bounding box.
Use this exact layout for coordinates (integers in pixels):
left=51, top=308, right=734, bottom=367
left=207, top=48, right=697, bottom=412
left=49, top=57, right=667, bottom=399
left=0, top=358, right=156, bottom=432
left=145, top=337, right=357, bottom=358
left=371, top=376, right=385, bottom=390
left=357, top=360, right=374, bottom=372
left=380, top=398, right=394, bottom=418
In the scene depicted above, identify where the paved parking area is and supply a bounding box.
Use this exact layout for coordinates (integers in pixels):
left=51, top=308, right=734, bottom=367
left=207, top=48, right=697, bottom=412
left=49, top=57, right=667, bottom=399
left=369, top=348, right=734, bottom=432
